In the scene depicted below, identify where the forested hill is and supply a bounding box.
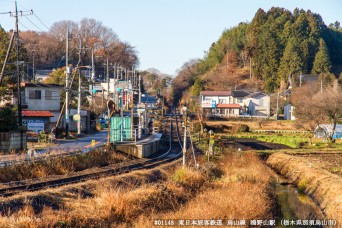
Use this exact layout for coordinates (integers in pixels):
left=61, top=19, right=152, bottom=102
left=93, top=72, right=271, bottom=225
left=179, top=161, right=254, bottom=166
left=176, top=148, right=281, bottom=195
left=171, top=7, right=342, bottom=105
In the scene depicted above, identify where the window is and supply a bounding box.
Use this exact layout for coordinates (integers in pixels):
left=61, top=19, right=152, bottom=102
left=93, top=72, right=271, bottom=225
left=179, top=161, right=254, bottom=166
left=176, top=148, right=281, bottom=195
left=45, top=90, right=53, bottom=100
left=29, top=90, right=41, bottom=99
left=219, top=99, right=226, bottom=104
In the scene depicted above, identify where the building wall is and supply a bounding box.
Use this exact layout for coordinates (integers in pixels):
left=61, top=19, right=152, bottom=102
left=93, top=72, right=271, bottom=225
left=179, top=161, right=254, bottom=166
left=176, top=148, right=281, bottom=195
left=284, top=104, right=296, bottom=120
left=246, top=95, right=270, bottom=117
left=24, top=87, right=61, bottom=111
left=22, top=117, right=50, bottom=133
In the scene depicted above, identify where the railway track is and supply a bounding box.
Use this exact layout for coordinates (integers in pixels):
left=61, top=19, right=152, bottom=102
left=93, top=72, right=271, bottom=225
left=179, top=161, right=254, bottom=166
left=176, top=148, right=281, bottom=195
left=0, top=113, right=184, bottom=197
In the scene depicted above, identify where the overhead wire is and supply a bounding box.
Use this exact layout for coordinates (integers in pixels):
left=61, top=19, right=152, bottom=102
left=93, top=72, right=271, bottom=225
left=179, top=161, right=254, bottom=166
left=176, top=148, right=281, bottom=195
left=32, top=13, right=50, bottom=31
left=18, top=20, right=30, bottom=31
left=16, top=2, right=51, bottom=33
left=23, top=15, right=45, bottom=32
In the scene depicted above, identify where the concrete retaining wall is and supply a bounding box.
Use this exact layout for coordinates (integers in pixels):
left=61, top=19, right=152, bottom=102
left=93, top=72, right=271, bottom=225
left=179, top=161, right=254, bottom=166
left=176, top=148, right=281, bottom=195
left=0, top=131, right=27, bottom=151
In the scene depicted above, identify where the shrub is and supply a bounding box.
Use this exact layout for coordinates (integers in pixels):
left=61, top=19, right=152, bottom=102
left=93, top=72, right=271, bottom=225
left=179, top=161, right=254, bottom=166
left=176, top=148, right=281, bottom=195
left=0, top=107, right=18, bottom=131
left=232, top=124, right=250, bottom=133
left=171, top=167, right=205, bottom=192
left=297, top=179, right=309, bottom=194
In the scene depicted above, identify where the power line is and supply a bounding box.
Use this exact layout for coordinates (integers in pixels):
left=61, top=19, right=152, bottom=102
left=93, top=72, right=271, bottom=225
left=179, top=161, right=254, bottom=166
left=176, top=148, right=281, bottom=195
left=33, top=12, right=50, bottom=31
left=18, top=20, right=30, bottom=30
left=23, top=15, right=45, bottom=32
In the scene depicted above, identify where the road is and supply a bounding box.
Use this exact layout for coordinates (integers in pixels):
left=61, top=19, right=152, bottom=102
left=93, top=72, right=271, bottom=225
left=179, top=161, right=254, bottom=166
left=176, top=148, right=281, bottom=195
left=0, top=130, right=109, bottom=166
left=53, top=130, right=108, bottom=151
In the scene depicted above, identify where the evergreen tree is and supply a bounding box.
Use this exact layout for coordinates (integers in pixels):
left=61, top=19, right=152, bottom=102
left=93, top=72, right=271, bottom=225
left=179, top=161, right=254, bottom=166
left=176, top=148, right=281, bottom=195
left=278, top=38, right=304, bottom=81
left=312, top=39, right=331, bottom=74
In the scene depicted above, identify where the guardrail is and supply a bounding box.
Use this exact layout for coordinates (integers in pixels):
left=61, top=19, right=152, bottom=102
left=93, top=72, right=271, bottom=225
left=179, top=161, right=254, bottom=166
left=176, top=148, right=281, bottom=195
left=204, top=114, right=269, bottom=119
left=0, top=143, right=105, bottom=168
left=253, top=129, right=310, bottom=134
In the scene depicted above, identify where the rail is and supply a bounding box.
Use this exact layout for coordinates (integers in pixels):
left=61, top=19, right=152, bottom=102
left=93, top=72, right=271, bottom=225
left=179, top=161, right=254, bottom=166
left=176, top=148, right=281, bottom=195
left=0, top=112, right=183, bottom=197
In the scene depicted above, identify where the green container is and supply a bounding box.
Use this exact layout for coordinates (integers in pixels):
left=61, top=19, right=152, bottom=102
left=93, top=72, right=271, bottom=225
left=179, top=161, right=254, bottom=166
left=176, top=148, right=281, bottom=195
left=110, top=116, right=132, bottom=142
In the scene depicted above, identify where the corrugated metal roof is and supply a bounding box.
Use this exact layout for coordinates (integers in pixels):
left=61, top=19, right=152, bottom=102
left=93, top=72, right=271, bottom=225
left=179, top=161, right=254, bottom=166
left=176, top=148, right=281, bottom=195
left=216, top=104, right=241, bottom=108
left=22, top=110, right=54, bottom=117
left=200, top=91, right=232, bottom=96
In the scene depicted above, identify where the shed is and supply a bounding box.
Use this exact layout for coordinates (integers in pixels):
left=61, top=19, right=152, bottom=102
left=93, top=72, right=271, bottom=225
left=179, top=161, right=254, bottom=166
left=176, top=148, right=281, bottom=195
left=22, top=110, right=54, bottom=133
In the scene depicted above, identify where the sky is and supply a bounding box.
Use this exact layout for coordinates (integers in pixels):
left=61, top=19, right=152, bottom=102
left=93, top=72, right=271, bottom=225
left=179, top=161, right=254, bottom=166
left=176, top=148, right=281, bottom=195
left=0, top=0, right=341, bottom=76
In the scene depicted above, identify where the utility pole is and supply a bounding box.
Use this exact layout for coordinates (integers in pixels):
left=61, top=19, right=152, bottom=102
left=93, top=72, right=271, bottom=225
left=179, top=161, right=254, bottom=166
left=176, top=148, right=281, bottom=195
left=275, top=89, right=280, bottom=121
left=15, top=1, right=22, bottom=149
left=138, top=71, right=141, bottom=104
left=0, top=33, right=14, bottom=85
left=0, top=2, right=32, bottom=85
left=106, top=58, right=110, bottom=99
left=65, top=28, right=71, bottom=138
left=91, top=48, right=95, bottom=111
left=182, top=106, right=188, bottom=167
left=11, top=2, right=32, bottom=149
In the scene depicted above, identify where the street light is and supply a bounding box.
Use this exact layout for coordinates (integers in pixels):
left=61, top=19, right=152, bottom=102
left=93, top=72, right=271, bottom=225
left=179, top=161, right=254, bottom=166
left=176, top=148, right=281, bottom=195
left=181, top=105, right=187, bottom=167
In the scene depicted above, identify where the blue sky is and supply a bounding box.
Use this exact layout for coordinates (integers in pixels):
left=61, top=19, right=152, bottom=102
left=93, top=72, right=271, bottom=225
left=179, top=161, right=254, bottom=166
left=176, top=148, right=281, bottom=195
left=0, top=0, right=341, bottom=76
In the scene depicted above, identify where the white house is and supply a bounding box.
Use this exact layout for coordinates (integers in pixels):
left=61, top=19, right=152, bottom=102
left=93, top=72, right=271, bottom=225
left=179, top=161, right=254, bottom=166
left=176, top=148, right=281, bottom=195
left=244, top=92, right=270, bottom=117
left=200, top=91, right=240, bottom=116
left=21, top=83, right=63, bottom=132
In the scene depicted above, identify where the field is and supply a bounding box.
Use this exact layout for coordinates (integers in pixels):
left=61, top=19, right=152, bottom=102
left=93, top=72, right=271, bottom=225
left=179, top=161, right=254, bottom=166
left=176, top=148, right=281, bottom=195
left=291, top=153, right=342, bottom=177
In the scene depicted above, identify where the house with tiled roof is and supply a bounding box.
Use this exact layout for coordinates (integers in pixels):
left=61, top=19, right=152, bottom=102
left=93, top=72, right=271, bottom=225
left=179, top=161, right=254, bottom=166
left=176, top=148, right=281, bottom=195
left=21, top=83, right=63, bottom=132
left=200, top=90, right=240, bottom=116
left=200, top=90, right=270, bottom=117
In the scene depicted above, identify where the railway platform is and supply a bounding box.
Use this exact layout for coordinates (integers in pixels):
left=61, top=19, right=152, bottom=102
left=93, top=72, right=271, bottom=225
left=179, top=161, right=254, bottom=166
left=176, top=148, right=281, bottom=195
left=112, top=133, right=163, bottom=158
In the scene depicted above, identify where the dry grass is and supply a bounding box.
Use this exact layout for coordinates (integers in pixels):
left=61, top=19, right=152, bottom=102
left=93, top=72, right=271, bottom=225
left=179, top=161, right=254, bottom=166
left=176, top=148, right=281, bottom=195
left=134, top=152, right=274, bottom=227
left=0, top=152, right=275, bottom=227
left=0, top=150, right=128, bottom=183
left=267, top=153, right=342, bottom=224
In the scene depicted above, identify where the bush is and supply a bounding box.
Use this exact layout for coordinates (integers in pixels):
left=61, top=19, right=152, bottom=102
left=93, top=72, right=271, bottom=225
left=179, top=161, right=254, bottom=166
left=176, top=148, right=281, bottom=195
left=171, top=167, right=205, bottom=192
left=297, top=179, right=309, bottom=194
left=232, top=124, right=250, bottom=133
left=0, top=107, right=18, bottom=131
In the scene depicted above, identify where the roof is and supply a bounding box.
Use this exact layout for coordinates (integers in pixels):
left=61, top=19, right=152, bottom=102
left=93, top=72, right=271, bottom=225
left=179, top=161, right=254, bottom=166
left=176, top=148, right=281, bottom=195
left=35, top=70, right=53, bottom=76
left=200, top=91, right=231, bottom=96
left=216, top=104, right=241, bottom=108
left=22, top=110, right=54, bottom=117
left=232, top=90, right=250, bottom=98
left=246, top=92, right=268, bottom=99
left=22, top=83, right=63, bottom=88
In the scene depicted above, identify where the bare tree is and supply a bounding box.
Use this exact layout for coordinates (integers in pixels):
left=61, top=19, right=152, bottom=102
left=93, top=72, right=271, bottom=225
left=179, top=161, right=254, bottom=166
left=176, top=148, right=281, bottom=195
left=292, top=83, right=342, bottom=142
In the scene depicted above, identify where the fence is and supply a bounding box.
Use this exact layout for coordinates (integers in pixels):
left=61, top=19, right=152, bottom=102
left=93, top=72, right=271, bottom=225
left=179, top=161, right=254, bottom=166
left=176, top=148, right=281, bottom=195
left=204, top=114, right=269, bottom=119
left=110, top=129, right=138, bottom=143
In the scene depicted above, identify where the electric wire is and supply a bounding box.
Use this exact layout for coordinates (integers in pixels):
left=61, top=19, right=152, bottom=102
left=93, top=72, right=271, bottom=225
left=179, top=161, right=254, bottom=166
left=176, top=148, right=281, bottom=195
left=23, top=15, right=45, bottom=32
left=32, top=12, right=50, bottom=31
